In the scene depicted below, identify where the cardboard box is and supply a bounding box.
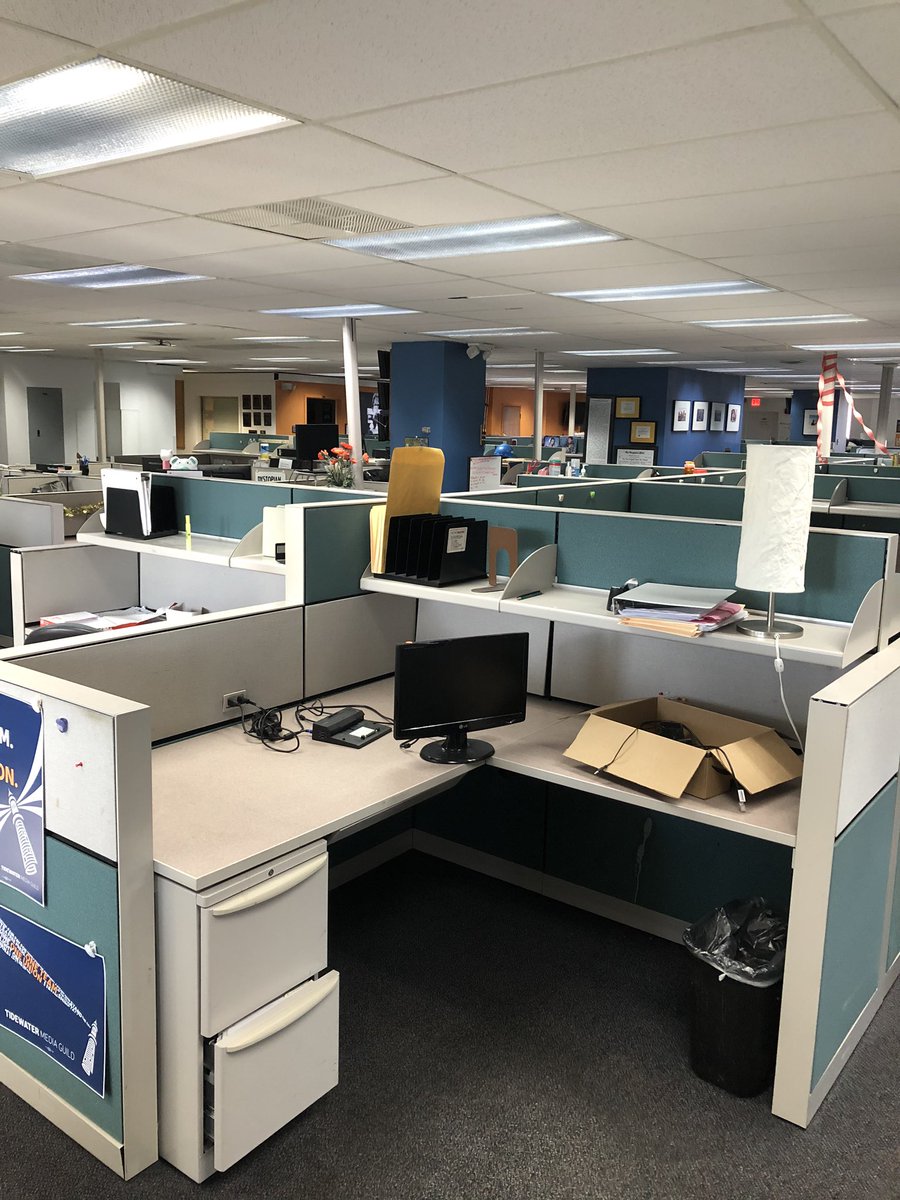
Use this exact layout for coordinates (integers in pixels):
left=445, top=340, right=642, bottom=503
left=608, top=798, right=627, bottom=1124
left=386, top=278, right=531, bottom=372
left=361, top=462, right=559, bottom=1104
left=563, top=696, right=802, bottom=801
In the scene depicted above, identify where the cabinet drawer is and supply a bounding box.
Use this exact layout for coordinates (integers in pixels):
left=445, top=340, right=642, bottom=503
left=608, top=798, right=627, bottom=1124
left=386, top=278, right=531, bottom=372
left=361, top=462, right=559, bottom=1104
left=199, top=843, right=328, bottom=1036
left=211, top=970, right=339, bottom=1174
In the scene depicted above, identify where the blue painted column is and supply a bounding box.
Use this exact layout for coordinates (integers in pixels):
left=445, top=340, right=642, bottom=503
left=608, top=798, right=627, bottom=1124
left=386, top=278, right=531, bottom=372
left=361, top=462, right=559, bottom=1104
left=790, top=390, right=819, bottom=443
left=389, top=341, right=486, bottom=492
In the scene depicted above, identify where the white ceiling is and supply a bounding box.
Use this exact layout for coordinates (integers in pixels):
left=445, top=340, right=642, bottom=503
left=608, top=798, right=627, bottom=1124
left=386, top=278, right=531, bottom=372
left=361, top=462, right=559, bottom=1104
left=0, top=0, right=898, bottom=393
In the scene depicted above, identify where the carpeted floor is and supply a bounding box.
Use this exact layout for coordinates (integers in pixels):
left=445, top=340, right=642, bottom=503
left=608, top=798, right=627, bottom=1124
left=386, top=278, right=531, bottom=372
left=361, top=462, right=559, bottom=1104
left=1, top=851, right=898, bottom=1199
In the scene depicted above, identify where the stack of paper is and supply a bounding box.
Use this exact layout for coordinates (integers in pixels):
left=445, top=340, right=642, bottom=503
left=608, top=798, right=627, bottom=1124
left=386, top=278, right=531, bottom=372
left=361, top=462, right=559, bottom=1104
left=616, top=583, right=745, bottom=637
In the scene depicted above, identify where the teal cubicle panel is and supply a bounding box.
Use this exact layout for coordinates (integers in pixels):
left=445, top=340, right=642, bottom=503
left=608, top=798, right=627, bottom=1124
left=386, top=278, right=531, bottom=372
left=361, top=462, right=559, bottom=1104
left=544, top=785, right=793, bottom=922
left=439, top=501, right=556, bottom=562
left=161, top=476, right=290, bottom=538
left=888, top=811, right=900, bottom=969
left=629, top=482, right=744, bottom=521
left=415, top=770, right=547, bottom=870
left=813, top=475, right=841, bottom=500
left=458, top=488, right=537, bottom=505
left=303, top=501, right=377, bottom=603
left=828, top=464, right=900, bottom=478
left=702, top=453, right=746, bottom=469
left=535, top=482, right=630, bottom=511
left=812, top=778, right=898, bottom=1087
left=556, top=512, right=888, bottom=623
left=516, top=475, right=587, bottom=488
left=0, top=544, right=12, bottom=639
left=583, top=464, right=656, bottom=479
left=0, top=836, right=123, bottom=1139
left=290, top=486, right=364, bottom=504
left=844, top=477, right=900, bottom=504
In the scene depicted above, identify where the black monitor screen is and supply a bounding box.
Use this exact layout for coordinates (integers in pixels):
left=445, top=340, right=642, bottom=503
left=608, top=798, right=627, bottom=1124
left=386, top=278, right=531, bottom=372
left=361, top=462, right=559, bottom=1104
left=294, top=423, right=339, bottom=464
left=394, top=633, right=528, bottom=740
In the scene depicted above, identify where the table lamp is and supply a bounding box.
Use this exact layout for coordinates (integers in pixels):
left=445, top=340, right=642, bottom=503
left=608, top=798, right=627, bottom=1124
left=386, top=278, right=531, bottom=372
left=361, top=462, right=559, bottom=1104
left=736, top=444, right=816, bottom=639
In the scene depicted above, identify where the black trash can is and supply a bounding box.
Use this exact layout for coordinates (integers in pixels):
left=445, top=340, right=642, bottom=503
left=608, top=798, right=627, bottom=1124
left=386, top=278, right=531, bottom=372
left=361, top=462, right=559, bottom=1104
left=683, top=897, right=787, bottom=1098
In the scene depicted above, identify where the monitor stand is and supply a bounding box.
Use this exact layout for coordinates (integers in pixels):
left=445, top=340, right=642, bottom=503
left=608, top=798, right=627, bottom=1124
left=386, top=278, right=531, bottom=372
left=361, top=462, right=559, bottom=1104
left=420, top=728, right=494, bottom=765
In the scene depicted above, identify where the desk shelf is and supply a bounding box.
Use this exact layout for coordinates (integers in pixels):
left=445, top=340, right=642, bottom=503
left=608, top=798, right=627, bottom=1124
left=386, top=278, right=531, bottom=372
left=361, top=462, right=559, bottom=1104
left=78, top=523, right=286, bottom=575
left=492, top=712, right=799, bottom=846
left=360, top=567, right=504, bottom=611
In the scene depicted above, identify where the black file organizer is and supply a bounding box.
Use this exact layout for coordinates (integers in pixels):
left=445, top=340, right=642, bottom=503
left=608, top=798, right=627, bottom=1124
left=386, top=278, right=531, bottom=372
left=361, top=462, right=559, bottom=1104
left=377, top=513, right=488, bottom=586
left=105, top=481, right=178, bottom=540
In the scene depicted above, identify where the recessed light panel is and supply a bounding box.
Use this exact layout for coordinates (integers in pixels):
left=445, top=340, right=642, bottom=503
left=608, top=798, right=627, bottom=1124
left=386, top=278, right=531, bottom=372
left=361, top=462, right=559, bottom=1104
left=793, top=342, right=900, bottom=351
left=423, top=327, right=555, bottom=338
left=70, top=319, right=187, bottom=328
left=324, top=216, right=621, bottom=260
left=695, top=314, right=866, bottom=329
left=261, top=304, right=418, bottom=318
left=0, top=331, right=24, bottom=336
left=561, top=348, right=676, bottom=357
left=14, top=265, right=209, bottom=289
left=0, top=347, right=52, bottom=353
left=249, top=357, right=328, bottom=363
left=553, top=281, right=772, bottom=302
left=233, top=336, right=338, bottom=343
left=137, top=358, right=207, bottom=365
left=0, top=57, right=290, bottom=175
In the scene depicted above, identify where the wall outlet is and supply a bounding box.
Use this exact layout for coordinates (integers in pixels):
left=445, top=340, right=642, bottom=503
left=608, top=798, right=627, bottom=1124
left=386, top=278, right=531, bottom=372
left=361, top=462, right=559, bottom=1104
left=222, top=691, right=247, bottom=712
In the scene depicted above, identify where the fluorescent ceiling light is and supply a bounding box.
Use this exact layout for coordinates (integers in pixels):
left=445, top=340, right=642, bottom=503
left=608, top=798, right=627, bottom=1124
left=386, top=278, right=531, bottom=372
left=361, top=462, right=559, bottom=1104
left=792, top=342, right=900, bottom=351
left=69, top=319, right=187, bottom=328
left=694, top=314, right=866, bottom=329
left=0, top=57, right=290, bottom=175
left=552, top=280, right=772, bottom=302
left=14, top=265, right=209, bottom=289
left=0, top=331, right=24, bottom=336
left=233, top=336, right=337, bottom=343
left=137, top=358, right=206, bottom=365
left=0, top=347, right=52, bottom=352
left=324, top=215, right=621, bottom=260
left=249, top=357, right=328, bottom=363
left=423, top=327, right=554, bottom=338
left=89, top=342, right=149, bottom=347
left=261, top=304, right=418, bottom=318
left=848, top=356, right=900, bottom=362
left=561, top=348, right=676, bottom=357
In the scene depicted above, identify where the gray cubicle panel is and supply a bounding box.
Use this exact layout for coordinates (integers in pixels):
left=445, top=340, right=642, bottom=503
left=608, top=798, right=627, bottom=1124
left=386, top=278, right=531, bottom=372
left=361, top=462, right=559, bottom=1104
left=11, top=544, right=141, bottom=645
left=0, top=663, right=156, bottom=1177
left=303, top=593, right=416, bottom=697
left=139, top=554, right=285, bottom=611
left=2, top=604, right=304, bottom=742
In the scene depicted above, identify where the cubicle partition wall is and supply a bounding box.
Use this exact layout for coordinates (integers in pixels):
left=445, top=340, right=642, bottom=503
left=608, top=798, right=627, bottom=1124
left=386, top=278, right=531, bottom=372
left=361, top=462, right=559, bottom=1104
left=0, top=662, right=156, bottom=1177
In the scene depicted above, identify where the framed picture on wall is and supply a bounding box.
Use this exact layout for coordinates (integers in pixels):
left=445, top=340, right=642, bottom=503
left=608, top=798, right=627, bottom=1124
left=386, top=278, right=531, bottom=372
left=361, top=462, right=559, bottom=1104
left=803, top=409, right=818, bottom=435
left=692, top=401, right=709, bottom=431
left=726, top=402, right=742, bottom=433
left=630, top=420, right=656, bottom=444
left=615, top=395, right=641, bottom=419
left=672, top=400, right=691, bottom=432
left=616, top=447, right=656, bottom=465
left=710, top=402, right=726, bottom=432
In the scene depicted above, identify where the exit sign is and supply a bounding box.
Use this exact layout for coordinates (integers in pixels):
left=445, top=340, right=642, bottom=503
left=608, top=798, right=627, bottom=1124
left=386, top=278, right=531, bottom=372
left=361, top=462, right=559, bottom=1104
left=750, top=397, right=762, bottom=407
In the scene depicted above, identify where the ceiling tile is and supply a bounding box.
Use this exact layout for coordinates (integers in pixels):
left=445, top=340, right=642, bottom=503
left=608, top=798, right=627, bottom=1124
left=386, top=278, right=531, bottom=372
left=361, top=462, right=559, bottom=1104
left=803, top=0, right=897, bottom=14
left=574, top=173, right=900, bottom=239
left=421, top=238, right=682, bottom=281
left=320, top=177, right=549, bottom=225
left=334, top=26, right=878, bottom=173
left=483, top=262, right=749, bottom=293
left=0, top=19, right=85, bottom=84
left=649, top=214, right=900, bottom=258
left=58, top=126, right=444, bottom=214
left=121, top=0, right=794, bottom=120
left=711, top=244, right=900, bottom=277
left=25, top=217, right=289, bottom=260
left=470, top=113, right=900, bottom=210
left=0, top=183, right=173, bottom=242
left=825, top=7, right=900, bottom=105
left=138, top=241, right=382, bottom=280
left=0, top=1, right=245, bottom=44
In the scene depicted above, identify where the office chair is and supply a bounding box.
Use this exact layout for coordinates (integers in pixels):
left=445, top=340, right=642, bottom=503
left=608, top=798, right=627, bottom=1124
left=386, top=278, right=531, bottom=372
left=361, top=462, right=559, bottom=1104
left=25, top=622, right=98, bottom=644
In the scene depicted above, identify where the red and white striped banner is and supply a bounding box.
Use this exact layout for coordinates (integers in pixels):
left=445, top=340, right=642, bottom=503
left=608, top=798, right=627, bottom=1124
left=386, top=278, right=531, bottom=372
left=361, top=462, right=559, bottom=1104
left=817, top=352, right=888, bottom=459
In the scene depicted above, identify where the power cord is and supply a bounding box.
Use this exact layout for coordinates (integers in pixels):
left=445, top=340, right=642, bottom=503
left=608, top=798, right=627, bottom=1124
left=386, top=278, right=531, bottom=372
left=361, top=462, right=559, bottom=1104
left=772, top=636, right=804, bottom=754
left=235, top=698, right=300, bottom=753
left=293, top=697, right=394, bottom=733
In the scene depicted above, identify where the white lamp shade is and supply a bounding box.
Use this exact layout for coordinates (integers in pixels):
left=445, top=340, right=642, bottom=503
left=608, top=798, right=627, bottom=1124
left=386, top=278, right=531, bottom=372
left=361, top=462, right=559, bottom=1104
left=736, top=445, right=816, bottom=594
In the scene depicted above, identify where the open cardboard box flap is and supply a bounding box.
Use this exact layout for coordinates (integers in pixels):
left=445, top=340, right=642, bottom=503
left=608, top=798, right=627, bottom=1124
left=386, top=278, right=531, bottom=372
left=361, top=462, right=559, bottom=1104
left=564, top=696, right=801, bottom=801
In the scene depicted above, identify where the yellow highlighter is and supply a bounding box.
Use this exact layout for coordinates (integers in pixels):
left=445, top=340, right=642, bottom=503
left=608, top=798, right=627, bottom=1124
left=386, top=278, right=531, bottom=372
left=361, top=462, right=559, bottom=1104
left=185, top=514, right=192, bottom=549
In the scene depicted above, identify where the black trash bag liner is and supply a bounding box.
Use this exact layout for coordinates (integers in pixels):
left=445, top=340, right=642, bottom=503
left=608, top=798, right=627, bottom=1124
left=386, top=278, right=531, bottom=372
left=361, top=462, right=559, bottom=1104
left=683, top=897, right=788, bottom=985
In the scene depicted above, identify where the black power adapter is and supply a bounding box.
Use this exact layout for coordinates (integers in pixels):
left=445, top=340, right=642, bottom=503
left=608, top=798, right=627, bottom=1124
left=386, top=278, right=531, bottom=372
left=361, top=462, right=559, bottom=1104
left=311, top=707, right=365, bottom=742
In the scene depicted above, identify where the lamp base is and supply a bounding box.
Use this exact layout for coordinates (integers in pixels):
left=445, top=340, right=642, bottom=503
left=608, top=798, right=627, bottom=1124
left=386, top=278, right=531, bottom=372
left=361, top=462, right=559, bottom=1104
left=737, top=618, right=804, bottom=640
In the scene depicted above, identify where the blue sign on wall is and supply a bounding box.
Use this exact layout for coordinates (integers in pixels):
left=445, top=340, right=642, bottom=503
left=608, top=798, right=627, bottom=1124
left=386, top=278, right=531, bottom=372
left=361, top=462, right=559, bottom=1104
left=0, top=694, right=44, bottom=906
left=0, top=905, right=106, bottom=1096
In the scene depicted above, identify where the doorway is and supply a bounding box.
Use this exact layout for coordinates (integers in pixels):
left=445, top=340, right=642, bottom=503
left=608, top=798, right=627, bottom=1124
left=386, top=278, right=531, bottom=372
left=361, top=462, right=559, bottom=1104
left=501, top=405, right=521, bottom=437
left=27, top=387, right=65, bottom=465
left=201, top=396, right=239, bottom=440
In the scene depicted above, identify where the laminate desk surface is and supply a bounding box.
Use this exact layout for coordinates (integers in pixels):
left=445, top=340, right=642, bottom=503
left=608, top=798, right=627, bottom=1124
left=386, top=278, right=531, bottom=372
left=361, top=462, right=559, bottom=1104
left=151, top=679, right=577, bottom=891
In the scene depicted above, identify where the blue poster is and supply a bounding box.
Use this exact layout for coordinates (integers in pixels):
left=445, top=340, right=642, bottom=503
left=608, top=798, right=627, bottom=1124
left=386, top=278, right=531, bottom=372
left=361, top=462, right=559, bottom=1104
left=0, top=905, right=106, bottom=1096
left=0, top=693, right=44, bottom=906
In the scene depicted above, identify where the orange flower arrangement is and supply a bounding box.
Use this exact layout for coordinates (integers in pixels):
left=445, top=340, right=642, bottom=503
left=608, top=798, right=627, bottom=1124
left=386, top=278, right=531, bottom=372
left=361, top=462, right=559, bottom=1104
left=317, top=443, right=369, bottom=488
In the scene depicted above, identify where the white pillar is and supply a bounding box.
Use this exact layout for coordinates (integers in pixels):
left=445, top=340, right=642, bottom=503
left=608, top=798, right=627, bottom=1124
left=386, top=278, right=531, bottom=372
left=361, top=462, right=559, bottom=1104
left=342, top=318, right=364, bottom=488
left=94, top=349, right=107, bottom=462
left=875, top=361, right=895, bottom=451
left=533, top=350, right=544, bottom=452
left=568, top=384, right=577, bottom=437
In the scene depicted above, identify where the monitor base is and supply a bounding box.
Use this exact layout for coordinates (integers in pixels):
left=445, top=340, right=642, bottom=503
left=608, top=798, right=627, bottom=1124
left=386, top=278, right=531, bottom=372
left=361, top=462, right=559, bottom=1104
left=420, top=733, right=495, bottom=765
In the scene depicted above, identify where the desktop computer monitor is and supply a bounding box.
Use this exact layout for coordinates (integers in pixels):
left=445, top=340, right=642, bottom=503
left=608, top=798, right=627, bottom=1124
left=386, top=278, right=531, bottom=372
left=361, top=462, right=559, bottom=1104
left=294, top=423, right=339, bottom=468
left=393, top=632, right=528, bottom=764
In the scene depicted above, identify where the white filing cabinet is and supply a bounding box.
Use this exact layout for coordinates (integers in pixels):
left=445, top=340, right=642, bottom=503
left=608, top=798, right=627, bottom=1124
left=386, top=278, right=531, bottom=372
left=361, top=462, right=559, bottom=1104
left=156, top=840, right=339, bottom=1182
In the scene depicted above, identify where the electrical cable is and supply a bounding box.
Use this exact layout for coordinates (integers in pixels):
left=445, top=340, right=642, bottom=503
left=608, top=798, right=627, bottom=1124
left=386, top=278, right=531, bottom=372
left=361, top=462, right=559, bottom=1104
left=294, top=698, right=393, bottom=729
left=236, top=699, right=301, bottom=753
left=772, top=636, right=804, bottom=753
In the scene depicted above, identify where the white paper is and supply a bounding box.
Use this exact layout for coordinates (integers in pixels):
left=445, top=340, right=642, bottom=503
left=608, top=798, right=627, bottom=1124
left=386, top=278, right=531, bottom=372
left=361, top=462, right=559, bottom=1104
left=736, top=445, right=816, bottom=594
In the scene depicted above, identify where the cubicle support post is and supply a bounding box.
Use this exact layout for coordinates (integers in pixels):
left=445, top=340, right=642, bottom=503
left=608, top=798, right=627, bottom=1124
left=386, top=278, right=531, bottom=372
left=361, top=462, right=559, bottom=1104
left=533, top=351, right=545, bottom=451
left=875, top=362, right=895, bottom=452
left=568, top=384, right=577, bottom=439
left=342, top=318, right=364, bottom=489
left=95, top=350, right=107, bottom=463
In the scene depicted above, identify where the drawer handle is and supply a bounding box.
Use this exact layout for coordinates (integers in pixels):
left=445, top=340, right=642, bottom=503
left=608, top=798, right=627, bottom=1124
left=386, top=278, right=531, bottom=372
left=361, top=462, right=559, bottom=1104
left=209, top=853, right=327, bottom=917
left=219, top=974, right=338, bottom=1054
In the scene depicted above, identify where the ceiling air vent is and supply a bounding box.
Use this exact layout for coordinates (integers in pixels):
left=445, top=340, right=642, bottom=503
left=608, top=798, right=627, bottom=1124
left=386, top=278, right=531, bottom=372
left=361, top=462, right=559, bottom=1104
left=202, top=197, right=412, bottom=241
